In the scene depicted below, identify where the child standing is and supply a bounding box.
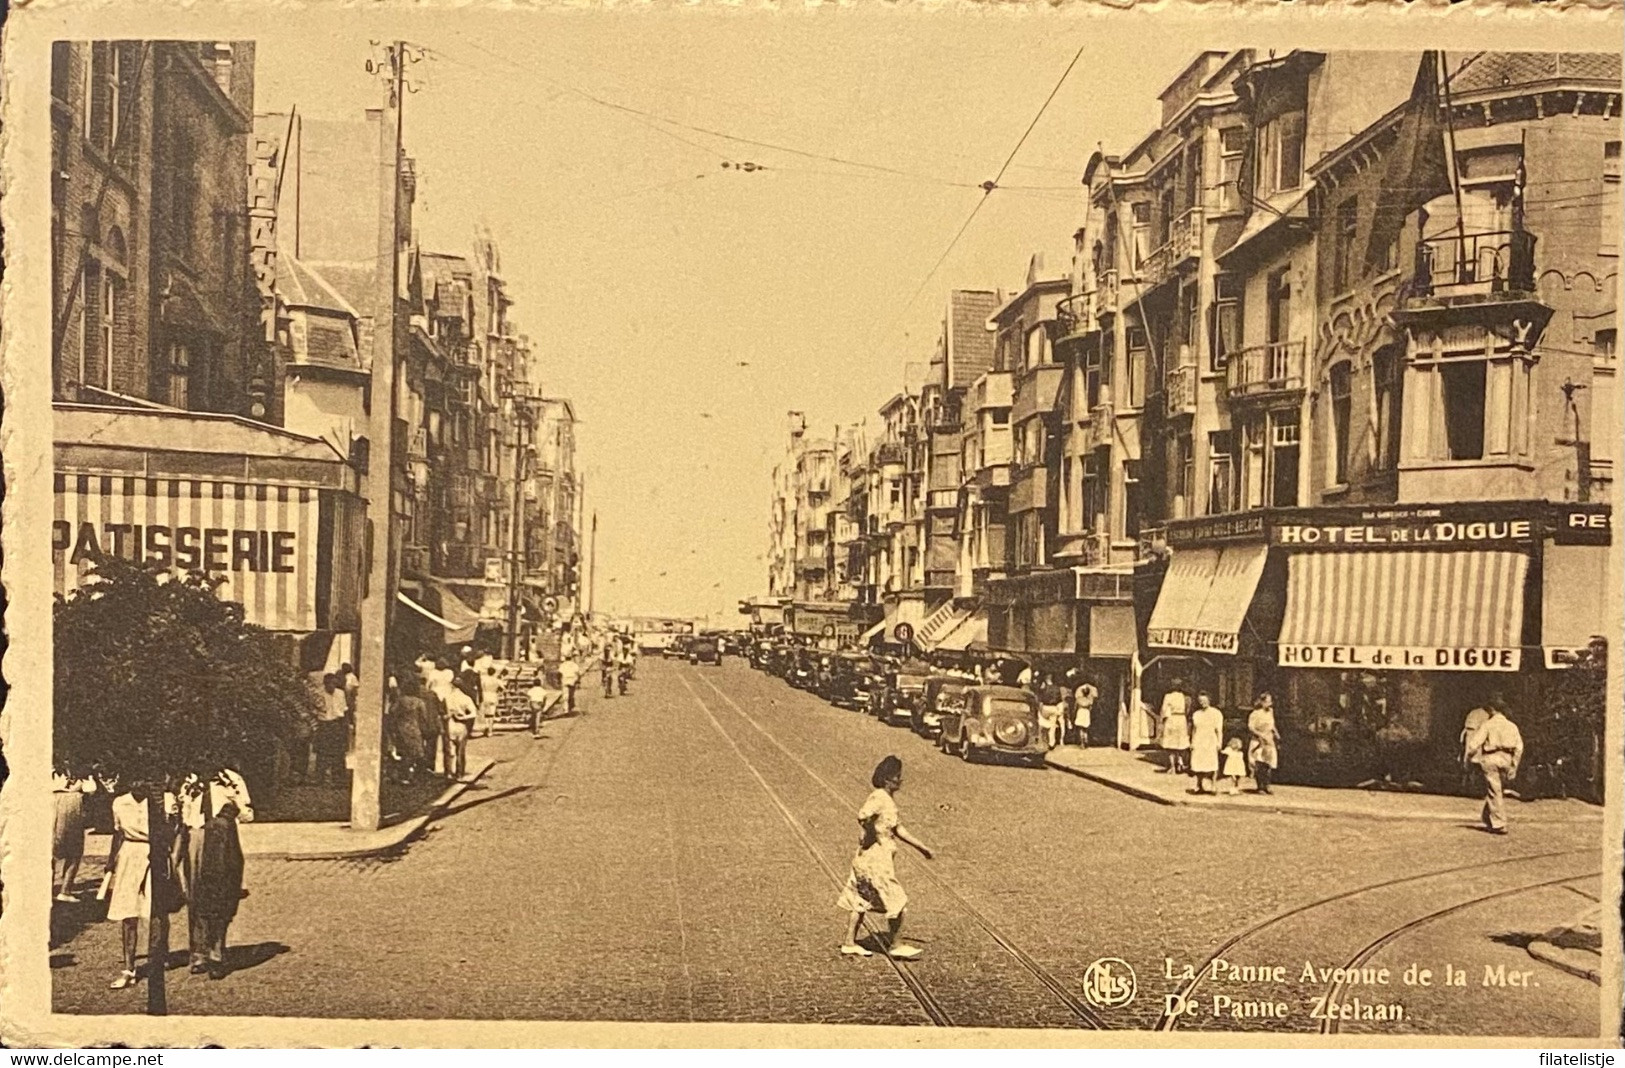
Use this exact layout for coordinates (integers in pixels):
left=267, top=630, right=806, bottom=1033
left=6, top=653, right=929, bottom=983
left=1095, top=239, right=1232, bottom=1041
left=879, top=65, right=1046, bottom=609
left=1221, top=737, right=1247, bottom=795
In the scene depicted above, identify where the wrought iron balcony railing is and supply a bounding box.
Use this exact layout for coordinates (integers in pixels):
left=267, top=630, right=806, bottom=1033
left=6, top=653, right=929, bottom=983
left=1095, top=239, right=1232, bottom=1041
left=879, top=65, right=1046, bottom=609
left=1225, top=340, right=1307, bottom=402
left=1409, top=228, right=1537, bottom=303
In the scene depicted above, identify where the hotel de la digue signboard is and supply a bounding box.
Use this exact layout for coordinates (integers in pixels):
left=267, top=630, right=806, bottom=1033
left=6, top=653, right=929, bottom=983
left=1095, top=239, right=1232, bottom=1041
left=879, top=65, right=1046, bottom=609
left=1161, top=501, right=1612, bottom=674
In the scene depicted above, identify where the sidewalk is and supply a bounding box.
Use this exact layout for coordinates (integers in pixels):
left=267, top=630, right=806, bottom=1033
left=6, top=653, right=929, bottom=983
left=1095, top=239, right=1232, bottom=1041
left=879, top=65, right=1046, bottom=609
left=83, top=750, right=497, bottom=862
left=1045, top=745, right=1604, bottom=824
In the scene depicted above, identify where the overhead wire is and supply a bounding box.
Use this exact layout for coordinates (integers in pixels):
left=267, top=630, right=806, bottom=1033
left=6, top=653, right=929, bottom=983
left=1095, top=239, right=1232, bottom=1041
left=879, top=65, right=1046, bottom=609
left=866, top=43, right=1090, bottom=359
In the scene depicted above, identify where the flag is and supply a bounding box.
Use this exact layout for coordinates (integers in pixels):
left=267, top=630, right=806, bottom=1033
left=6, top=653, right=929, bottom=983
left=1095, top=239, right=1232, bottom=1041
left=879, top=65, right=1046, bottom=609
left=1364, top=51, right=1453, bottom=274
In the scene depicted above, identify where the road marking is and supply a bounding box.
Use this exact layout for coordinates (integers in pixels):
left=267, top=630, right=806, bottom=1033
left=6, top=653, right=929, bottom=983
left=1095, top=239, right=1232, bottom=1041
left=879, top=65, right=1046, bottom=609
left=674, top=671, right=953, bottom=1027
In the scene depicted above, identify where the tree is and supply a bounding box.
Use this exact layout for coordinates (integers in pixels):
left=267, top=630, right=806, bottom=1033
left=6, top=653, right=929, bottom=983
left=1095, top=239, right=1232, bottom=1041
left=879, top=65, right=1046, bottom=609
left=54, top=557, right=319, bottom=1014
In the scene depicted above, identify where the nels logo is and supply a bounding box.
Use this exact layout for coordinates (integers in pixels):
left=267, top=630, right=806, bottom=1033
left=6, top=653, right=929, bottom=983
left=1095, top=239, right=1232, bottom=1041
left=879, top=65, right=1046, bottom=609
left=1081, top=957, right=1137, bottom=1009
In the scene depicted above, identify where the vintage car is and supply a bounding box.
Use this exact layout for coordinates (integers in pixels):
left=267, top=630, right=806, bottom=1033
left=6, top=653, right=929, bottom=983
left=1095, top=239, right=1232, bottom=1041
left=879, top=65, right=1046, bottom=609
left=687, top=636, right=721, bottom=665
left=936, top=685, right=1048, bottom=765
left=878, top=658, right=935, bottom=727
left=912, top=675, right=971, bottom=739
left=749, top=639, right=774, bottom=670
left=788, top=646, right=820, bottom=689
left=820, top=651, right=874, bottom=709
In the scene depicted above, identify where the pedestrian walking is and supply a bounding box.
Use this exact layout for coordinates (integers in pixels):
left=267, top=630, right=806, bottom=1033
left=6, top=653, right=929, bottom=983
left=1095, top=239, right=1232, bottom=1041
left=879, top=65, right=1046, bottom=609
left=1221, top=738, right=1247, bottom=795
left=527, top=677, right=561, bottom=737
left=836, top=755, right=934, bottom=960
left=390, top=675, right=430, bottom=785
left=1158, top=680, right=1191, bottom=773
left=104, top=784, right=180, bottom=990
left=315, top=674, right=349, bottom=785
left=415, top=677, right=447, bottom=778
left=442, top=683, right=478, bottom=780
left=559, top=655, right=582, bottom=716
left=1072, top=680, right=1098, bottom=748
left=1247, top=692, right=1281, bottom=795
left=1459, top=702, right=1492, bottom=793
left=477, top=656, right=503, bottom=738
left=1464, top=696, right=1524, bottom=835
left=179, top=769, right=253, bottom=978
left=1189, top=691, right=1224, bottom=795
left=53, top=774, right=98, bottom=902
left=1036, top=675, right=1066, bottom=749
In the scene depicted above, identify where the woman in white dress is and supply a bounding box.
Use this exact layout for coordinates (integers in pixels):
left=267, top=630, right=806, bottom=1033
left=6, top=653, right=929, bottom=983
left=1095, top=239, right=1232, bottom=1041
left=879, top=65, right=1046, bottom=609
left=1188, top=691, right=1226, bottom=795
left=836, top=756, right=935, bottom=960
left=105, top=785, right=179, bottom=989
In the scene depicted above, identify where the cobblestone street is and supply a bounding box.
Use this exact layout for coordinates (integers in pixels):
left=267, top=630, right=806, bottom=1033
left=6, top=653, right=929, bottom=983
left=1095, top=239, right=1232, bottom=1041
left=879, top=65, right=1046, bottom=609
left=52, top=660, right=1602, bottom=1034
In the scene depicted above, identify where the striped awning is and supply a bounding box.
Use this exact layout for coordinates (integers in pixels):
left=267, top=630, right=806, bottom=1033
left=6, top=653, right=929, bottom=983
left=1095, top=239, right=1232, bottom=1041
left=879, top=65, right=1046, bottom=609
left=934, top=610, right=989, bottom=653
left=919, top=601, right=970, bottom=649
left=1146, top=543, right=1269, bottom=654
left=1277, top=550, right=1529, bottom=672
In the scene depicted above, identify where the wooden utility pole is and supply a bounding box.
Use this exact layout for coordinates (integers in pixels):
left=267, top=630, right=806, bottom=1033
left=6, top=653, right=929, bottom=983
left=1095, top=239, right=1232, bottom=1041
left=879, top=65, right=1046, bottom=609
left=587, top=510, right=598, bottom=617
left=505, top=396, right=529, bottom=659
left=353, top=42, right=408, bottom=833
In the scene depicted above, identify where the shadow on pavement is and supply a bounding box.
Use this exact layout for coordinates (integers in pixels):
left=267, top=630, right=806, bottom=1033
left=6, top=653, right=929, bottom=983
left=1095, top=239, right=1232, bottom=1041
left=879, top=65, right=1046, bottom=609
left=439, top=784, right=533, bottom=820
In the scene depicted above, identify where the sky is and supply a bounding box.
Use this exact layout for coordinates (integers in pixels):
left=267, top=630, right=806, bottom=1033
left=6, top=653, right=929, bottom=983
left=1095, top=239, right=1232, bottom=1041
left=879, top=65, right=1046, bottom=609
left=255, top=14, right=1196, bottom=623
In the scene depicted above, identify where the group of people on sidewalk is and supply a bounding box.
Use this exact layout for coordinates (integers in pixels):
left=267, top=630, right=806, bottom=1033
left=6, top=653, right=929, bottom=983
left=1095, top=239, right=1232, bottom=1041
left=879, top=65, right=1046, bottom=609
left=54, top=769, right=255, bottom=989
left=1154, top=681, right=1281, bottom=796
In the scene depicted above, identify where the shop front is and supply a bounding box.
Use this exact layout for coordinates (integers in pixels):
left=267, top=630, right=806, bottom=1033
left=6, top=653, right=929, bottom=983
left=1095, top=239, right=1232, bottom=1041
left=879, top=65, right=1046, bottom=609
left=1143, top=501, right=1609, bottom=796
left=788, top=600, right=866, bottom=649
left=54, top=404, right=364, bottom=660
left=985, top=566, right=1139, bottom=746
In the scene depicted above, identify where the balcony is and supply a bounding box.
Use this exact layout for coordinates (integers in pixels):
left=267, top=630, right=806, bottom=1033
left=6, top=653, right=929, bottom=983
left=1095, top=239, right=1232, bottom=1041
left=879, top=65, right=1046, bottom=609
left=1084, top=402, right=1114, bottom=450
left=1055, top=293, right=1098, bottom=341
left=1142, top=207, right=1203, bottom=290
left=1136, top=524, right=1169, bottom=560
left=433, top=542, right=485, bottom=580
left=1406, top=229, right=1537, bottom=307
left=1096, top=269, right=1120, bottom=314
left=1012, top=364, right=1065, bottom=424
left=401, top=544, right=430, bottom=576
left=796, top=553, right=829, bottom=575
left=1165, top=361, right=1198, bottom=418
left=1009, top=465, right=1049, bottom=513
left=1225, top=341, right=1307, bottom=404
left=926, top=487, right=960, bottom=513
left=874, top=441, right=907, bottom=467
left=925, top=568, right=956, bottom=592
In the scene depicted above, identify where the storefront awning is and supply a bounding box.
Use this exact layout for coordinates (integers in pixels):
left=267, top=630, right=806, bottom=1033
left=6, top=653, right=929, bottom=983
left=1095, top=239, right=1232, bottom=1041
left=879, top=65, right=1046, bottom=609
left=1146, top=543, right=1269, bottom=654
left=397, top=589, right=481, bottom=645
left=934, top=610, right=989, bottom=653
left=919, top=602, right=970, bottom=650
left=1277, top=550, right=1529, bottom=672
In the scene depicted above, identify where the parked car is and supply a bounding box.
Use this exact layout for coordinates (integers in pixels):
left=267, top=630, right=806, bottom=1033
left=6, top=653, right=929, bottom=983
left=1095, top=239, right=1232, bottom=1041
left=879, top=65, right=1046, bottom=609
left=664, top=635, right=692, bottom=659
left=788, top=646, right=820, bottom=690
left=936, top=685, right=1048, bottom=766
left=879, top=658, right=935, bottom=727
left=913, top=675, right=970, bottom=739
left=688, top=636, right=721, bottom=665
left=821, top=651, right=874, bottom=709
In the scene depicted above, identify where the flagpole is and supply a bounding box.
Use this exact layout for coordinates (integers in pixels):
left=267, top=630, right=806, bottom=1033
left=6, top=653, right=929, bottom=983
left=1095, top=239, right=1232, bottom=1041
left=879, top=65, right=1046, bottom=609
left=1437, top=52, right=1470, bottom=271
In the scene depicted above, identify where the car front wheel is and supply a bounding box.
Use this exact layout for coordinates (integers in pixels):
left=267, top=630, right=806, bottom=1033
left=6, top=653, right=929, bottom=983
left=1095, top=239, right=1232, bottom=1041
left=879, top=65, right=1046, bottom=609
left=959, top=736, right=973, bottom=762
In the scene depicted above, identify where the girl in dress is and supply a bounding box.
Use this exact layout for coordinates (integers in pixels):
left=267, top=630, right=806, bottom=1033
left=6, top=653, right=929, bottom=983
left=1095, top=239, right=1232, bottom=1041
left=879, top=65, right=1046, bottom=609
left=837, top=756, right=935, bottom=960
left=1221, top=738, right=1247, bottom=794
left=105, top=784, right=179, bottom=989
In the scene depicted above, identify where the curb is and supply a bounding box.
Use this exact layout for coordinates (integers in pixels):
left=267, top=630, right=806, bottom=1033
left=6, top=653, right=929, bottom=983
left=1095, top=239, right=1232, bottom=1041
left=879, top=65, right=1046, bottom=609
left=279, top=759, right=497, bottom=861
left=1044, top=757, right=1178, bottom=807
left=80, top=761, right=499, bottom=864
left=1527, top=940, right=1602, bottom=985
left=1042, top=757, right=1602, bottom=824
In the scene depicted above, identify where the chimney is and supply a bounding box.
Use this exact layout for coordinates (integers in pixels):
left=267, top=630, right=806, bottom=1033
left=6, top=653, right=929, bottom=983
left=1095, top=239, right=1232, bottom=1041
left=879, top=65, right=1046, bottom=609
left=208, top=43, right=234, bottom=95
